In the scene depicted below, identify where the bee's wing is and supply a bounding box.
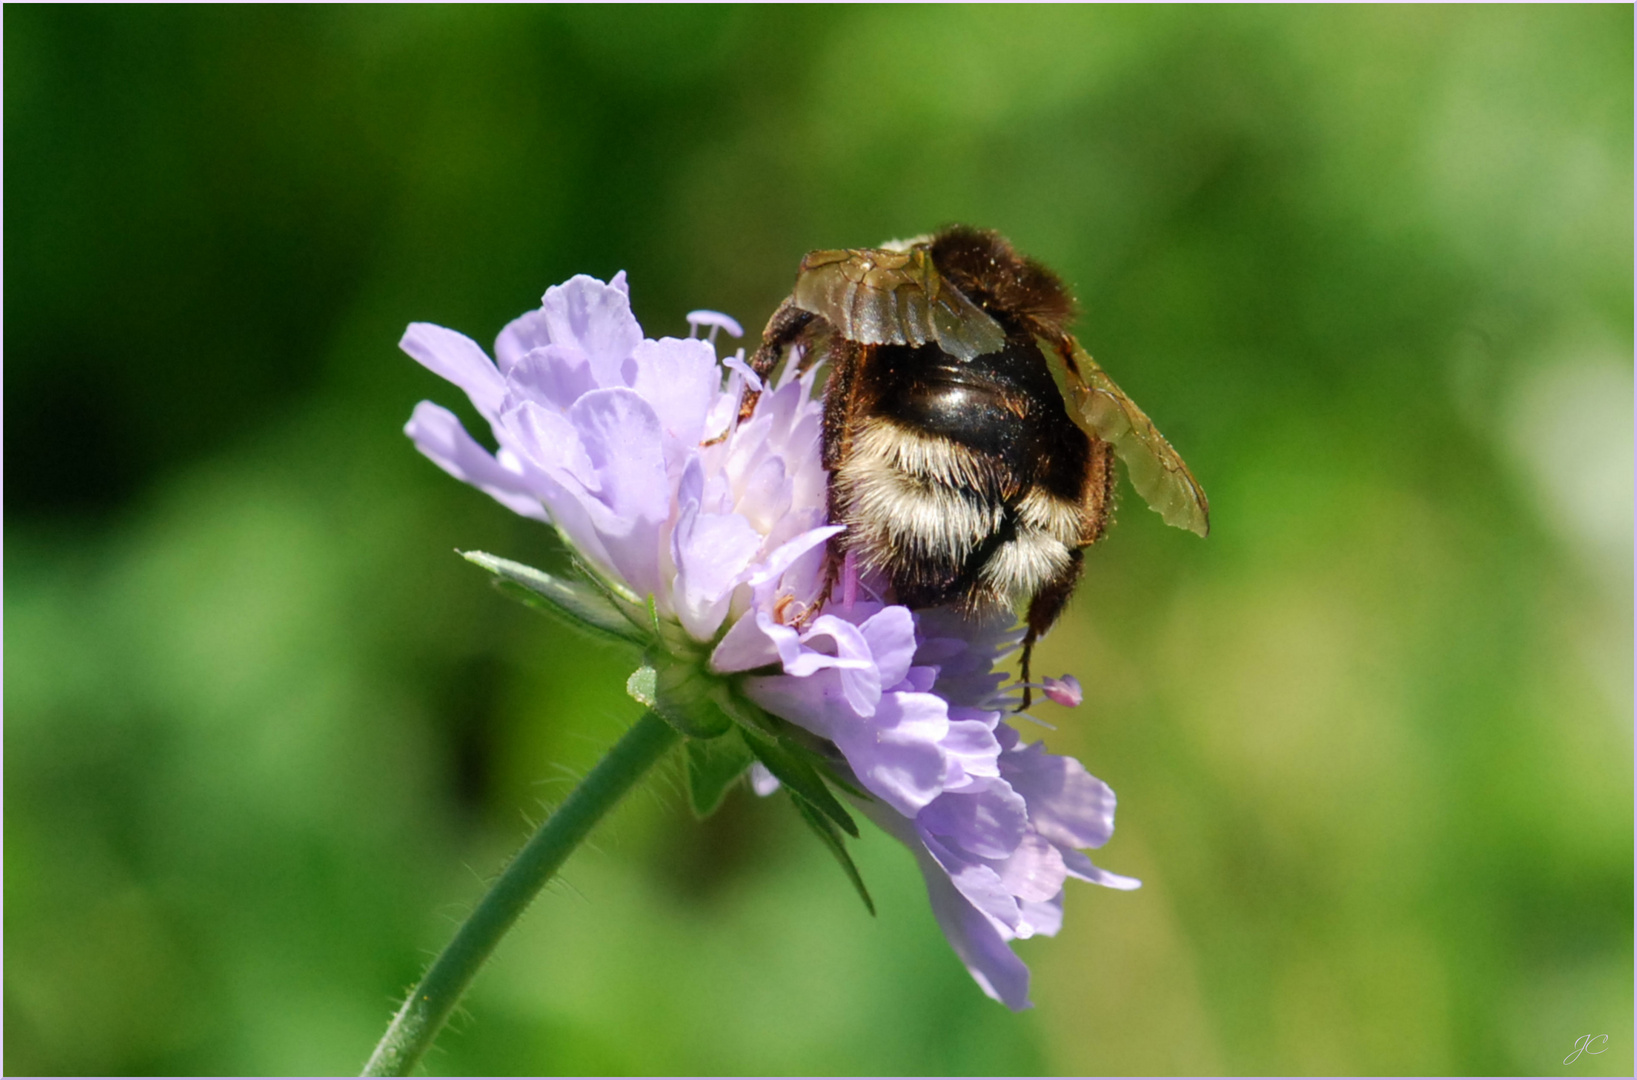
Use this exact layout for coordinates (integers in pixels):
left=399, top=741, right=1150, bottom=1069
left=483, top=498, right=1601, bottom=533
left=793, top=248, right=1007, bottom=362
left=1052, top=339, right=1210, bottom=537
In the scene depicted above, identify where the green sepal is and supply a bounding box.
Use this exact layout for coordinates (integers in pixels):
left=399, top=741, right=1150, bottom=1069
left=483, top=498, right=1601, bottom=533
left=789, top=792, right=875, bottom=916
left=463, top=551, right=646, bottom=645
left=643, top=593, right=697, bottom=657
left=626, top=660, right=734, bottom=740
left=709, top=682, right=783, bottom=735
left=740, top=727, right=859, bottom=838
left=685, top=730, right=755, bottom=817
left=565, top=547, right=641, bottom=606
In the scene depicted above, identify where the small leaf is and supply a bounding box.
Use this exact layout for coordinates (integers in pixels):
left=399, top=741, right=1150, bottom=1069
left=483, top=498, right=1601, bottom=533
left=789, top=793, right=875, bottom=916
left=742, top=728, right=858, bottom=838
left=685, top=732, right=755, bottom=817
left=463, top=551, right=646, bottom=644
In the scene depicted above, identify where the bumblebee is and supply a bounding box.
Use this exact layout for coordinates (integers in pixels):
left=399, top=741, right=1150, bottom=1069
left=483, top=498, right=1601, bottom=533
left=746, top=226, right=1209, bottom=704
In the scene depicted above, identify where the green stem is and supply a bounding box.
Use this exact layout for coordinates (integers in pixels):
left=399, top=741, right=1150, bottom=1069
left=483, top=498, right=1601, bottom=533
left=362, top=711, right=680, bottom=1076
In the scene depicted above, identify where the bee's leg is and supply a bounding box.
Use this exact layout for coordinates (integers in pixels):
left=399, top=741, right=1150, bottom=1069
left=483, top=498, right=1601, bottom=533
left=738, top=298, right=814, bottom=422
left=1077, top=438, right=1118, bottom=547
left=820, top=337, right=860, bottom=470
left=799, top=337, right=863, bottom=624
left=799, top=491, right=846, bottom=627
left=1018, top=548, right=1084, bottom=711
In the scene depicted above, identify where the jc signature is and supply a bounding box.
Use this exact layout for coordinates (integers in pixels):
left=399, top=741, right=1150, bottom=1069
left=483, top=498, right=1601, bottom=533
left=1564, top=1034, right=1609, bottom=1065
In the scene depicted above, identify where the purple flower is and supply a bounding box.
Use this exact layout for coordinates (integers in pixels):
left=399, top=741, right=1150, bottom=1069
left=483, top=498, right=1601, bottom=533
left=405, top=274, right=811, bottom=618
left=403, top=272, right=1138, bottom=1011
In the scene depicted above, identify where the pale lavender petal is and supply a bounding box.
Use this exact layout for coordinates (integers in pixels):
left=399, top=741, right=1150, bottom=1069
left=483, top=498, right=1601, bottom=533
left=1001, top=740, right=1117, bottom=851
left=917, top=780, right=1027, bottom=860
left=920, top=857, right=1033, bottom=1011
left=505, top=343, right=597, bottom=413
left=737, top=672, right=814, bottom=724
left=772, top=533, right=831, bottom=609
left=825, top=617, right=884, bottom=716
left=941, top=717, right=1004, bottom=784
left=1062, top=849, right=1142, bottom=890
left=710, top=608, right=781, bottom=673
left=675, top=451, right=706, bottom=511
left=780, top=616, right=876, bottom=696
left=539, top=275, right=644, bottom=387
left=494, top=308, right=550, bottom=374
left=739, top=664, right=855, bottom=735
left=672, top=506, right=763, bottom=640
left=827, top=691, right=950, bottom=815
left=503, top=398, right=595, bottom=480
left=750, top=612, right=804, bottom=669
left=738, top=677, right=944, bottom=816
left=1017, top=893, right=1065, bottom=938
left=401, top=323, right=507, bottom=421
left=404, top=402, right=547, bottom=521
left=484, top=405, right=621, bottom=574
left=735, top=455, right=793, bottom=536
left=628, top=337, right=720, bottom=447
left=703, top=369, right=746, bottom=443
left=859, top=606, right=918, bottom=691
left=864, top=794, right=1024, bottom=935
left=993, top=831, right=1067, bottom=904
left=746, top=525, right=845, bottom=589
left=494, top=273, right=626, bottom=373
left=563, top=388, right=671, bottom=592
left=501, top=389, right=669, bottom=595
left=922, top=833, right=1026, bottom=932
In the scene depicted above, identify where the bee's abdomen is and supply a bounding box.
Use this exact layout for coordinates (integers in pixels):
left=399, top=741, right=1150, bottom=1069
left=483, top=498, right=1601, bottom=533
left=834, top=339, right=1098, bottom=613
left=884, top=378, right=1034, bottom=466
left=835, top=420, right=1004, bottom=572
left=865, top=344, right=1040, bottom=469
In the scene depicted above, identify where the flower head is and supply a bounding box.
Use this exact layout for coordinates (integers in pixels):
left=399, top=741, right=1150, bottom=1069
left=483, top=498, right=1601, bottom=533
left=403, top=272, right=1138, bottom=1010
left=404, top=273, right=825, bottom=630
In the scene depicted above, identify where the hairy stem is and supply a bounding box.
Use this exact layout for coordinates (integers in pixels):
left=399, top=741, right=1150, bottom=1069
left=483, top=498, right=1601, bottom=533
left=362, top=711, right=680, bottom=1076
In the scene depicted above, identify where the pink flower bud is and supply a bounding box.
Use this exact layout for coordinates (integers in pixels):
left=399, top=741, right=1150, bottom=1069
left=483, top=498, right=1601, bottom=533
left=1042, top=674, right=1083, bottom=708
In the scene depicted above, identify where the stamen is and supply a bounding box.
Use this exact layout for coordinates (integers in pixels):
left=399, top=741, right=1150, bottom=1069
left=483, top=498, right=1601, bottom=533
left=1011, top=711, right=1058, bottom=731
left=686, top=310, right=745, bottom=345
left=773, top=592, right=806, bottom=626
left=724, top=352, right=763, bottom=392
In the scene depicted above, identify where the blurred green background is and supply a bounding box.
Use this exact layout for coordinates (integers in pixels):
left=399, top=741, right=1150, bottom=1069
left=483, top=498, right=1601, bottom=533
left=6, top=5, right=1632, bottom=1076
